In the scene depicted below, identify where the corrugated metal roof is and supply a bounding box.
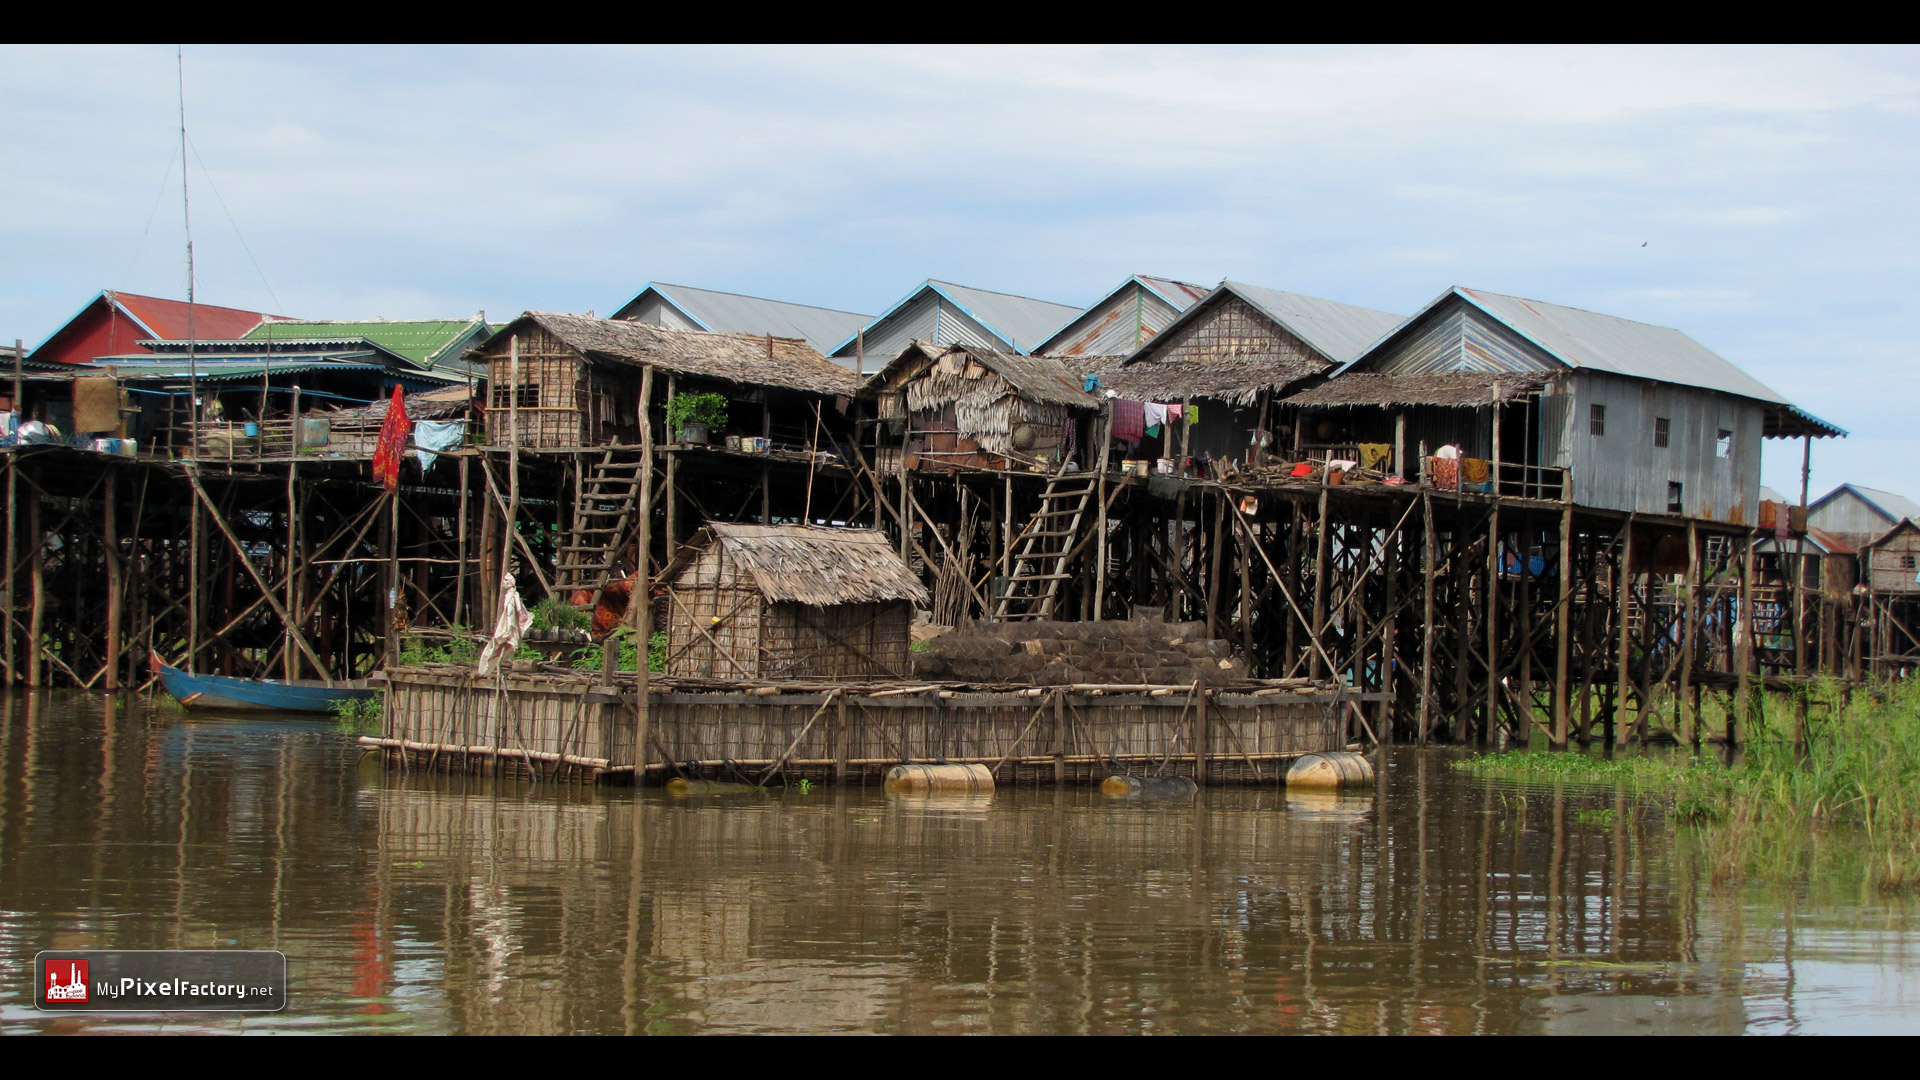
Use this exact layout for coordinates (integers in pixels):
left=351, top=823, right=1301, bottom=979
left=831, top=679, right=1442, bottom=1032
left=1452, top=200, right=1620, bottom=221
left=615, top=283, right=872, bottom=356
left=835, top=280, right=1082, bottom=357
left=1134, top=275, right=1212, bottom=310
left=89, top=353, right=458, bottom=386
left=1448, top=287, right=1790, bottom=404
left=1034, top=274, right=1211, bottom=356
left=243, top=318, right=487, bottom=367
left=1820, top=483, right=1920, bottom=524
left=1222, top=281, right=1405, bottom=365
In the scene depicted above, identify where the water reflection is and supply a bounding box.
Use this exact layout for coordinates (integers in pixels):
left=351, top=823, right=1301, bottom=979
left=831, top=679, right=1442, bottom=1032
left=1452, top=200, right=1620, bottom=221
left=2, top=691, right=1916, bottom=1034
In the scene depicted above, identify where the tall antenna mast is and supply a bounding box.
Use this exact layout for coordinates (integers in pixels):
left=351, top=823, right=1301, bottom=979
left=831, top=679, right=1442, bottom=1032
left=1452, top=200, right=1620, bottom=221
left=178, top=45, right=198, bottom=455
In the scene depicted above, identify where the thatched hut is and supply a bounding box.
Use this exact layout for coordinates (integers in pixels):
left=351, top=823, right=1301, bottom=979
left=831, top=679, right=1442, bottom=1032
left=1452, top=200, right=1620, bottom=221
left=475, top=312, right=861, bottom=449
left=658, top=524, right=930, bottom=680
left=864, top=341, right=1102, bottom=473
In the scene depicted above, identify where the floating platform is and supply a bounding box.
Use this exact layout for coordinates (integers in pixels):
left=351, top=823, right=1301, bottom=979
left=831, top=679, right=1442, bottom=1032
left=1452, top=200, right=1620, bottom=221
left=366, top=665, right=1383, bottom=786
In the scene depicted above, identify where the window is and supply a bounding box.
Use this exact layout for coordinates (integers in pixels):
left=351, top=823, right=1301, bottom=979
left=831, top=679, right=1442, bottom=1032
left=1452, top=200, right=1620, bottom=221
left=1716, top=429, right=1733, bottom=459
left=492, top=383, right=539, bottom=409
left=1653, top=417, right=1670, bottom=448
left=1589, top=404, right=1606, bottom=436
left=1903, top=554, right=1916, bottom=571
left=1668, top=482, right=1684, bottom=514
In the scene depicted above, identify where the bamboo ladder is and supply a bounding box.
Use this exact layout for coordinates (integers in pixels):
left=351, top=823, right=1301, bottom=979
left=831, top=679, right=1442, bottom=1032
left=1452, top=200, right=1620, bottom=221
left=992, top=461, right=1099, bottom=621
left=553, top=449, right=647, bottom=609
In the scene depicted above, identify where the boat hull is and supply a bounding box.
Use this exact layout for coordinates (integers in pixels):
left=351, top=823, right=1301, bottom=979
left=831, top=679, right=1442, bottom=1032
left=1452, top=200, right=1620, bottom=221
left=152, top=658, right=376, bottom=713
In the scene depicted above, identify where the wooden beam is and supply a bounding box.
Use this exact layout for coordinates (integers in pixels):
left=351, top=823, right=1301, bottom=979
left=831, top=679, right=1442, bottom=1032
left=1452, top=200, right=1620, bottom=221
left=185, top=471, right=332, bottom=678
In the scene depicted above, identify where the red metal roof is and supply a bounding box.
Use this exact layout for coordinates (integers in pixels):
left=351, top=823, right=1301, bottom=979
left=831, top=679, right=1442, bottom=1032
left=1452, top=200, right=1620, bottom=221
left=31, top=290, right=280, bottom=365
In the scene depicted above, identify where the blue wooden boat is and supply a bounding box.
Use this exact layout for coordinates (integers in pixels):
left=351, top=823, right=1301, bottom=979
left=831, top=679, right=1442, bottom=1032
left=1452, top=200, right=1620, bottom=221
left=149, top=652, right=377, bottom=713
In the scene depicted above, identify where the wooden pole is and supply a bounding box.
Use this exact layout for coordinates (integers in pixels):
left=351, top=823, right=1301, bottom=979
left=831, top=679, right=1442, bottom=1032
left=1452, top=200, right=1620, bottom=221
left=1794, top=435, right=1811, bottom=753
left=1095, top=401, right=1111, bottom=621
left=1733, top=534, right=1755, bottom=747
left=3, top=340, right=18, bottom=683
left=1206, top=490, right=1227, bottom=638
left=507, top=334, right=521, bottom=585
left=1419, top=491, right=1435, bottom=743
left=1484, top=506, right=1500, bottom=745
left=384, top=491, right=400, bottom=667
left=1379, top=523, right=1399, bottom=742
left=1553, top=500, right=1573, bottom=748
left=1681, top=520, right=1699, bottom=747
left=631, top=363, right=655, bottom=781
left=1393, top=412, right=1407, bottom=481
left=1615, top=516, right=1634, bottom=746
left=454, top=454, right=470, bottom=630
left=1310, top=483, right=1331, bottom=679
left=285, top=386, right=300, bottom=681
left=27, top=490, right=42, bottom=687
left=104, top=470, right=121, bottom=691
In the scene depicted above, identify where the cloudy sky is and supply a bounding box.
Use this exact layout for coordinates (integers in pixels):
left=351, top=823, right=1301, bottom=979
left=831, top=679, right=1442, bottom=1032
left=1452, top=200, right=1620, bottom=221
left=3, top=44, right=1915, bottom=497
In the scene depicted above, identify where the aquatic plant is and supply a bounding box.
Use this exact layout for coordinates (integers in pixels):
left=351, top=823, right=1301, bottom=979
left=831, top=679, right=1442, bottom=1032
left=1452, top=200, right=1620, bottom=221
left=1454, top=681, right=1920, bottom=892
left=530, top=597, right=589, bottom=633
left=332, top=690, right=384, bottom=735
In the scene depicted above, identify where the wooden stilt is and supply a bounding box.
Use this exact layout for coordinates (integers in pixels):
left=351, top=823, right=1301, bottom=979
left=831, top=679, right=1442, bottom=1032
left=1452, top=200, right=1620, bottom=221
left=1682, top=520, right=1699, bottom=747
left=104, top=470, right=120, bottom=691
left=27, top=489, right=42, bottom=687
left=1310, top=484, right=1331, bottom=679
left=1419, top=491, right=1435, bottom=744
left=632, top=363, right=655, bottom=782
left=1484, top=506, right=1499, bottom=745
left=1552, top=500, right=1573, bottom=748
left=1616, top=516, right=1634, bottom=745
left=1733, top=535, right=1755, bottom=747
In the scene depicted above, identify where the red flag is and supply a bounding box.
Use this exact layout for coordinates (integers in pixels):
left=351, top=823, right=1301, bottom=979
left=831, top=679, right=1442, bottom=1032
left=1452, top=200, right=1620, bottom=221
left=372, top=386, right=412, bottom=491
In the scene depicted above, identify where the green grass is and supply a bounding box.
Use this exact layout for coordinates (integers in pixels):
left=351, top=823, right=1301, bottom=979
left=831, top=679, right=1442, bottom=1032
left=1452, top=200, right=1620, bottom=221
left=1453, top=681, right=1920, bottom=892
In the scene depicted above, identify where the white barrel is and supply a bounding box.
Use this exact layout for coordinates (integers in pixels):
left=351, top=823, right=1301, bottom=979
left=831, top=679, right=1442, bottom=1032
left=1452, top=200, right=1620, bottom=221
left=1286, top=751, right=1375, bottom=789
left=884, top=763, right=995, bottom=794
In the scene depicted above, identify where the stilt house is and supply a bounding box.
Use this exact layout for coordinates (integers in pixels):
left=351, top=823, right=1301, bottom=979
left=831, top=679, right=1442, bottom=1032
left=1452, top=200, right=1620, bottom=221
left=658, top=524, right=929, bottom=680
left=1090, top=280, right=1404, bottom=466
left=864, top=342, right=1103, bottom=474
left=1306, top=287, right=1844, bottom=521
left=1035, top=275, right=1210, bottom=358
left=474, top=313, right=861, bottom=450
left=830, top=281, right=1081, bottom=367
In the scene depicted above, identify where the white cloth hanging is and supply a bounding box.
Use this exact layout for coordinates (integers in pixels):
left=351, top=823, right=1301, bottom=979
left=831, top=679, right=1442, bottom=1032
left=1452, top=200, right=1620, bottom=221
left=476, top=571, right=534, bottom=677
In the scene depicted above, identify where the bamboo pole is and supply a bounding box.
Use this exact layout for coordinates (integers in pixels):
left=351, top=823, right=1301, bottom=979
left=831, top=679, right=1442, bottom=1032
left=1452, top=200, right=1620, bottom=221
left=1419, top=491, right=1435, bottom=743
left=1682, top=520, right=1699, bottom=747
left=1484, top=506, right=1499, bottom=745
left=455, top=454, right=470, bottom=630
left=1553, top=499, right=1573, bottom=748
left=285, top=386, right=300, bottom=681
left=104, top=470, right=121, bottom=691
left=1615, top=516, right=1634, bottom=745
left=184, top=472, right=332, bottom=677
left=1733, top=535, right=1755, bottom=747
left=27, top=490, right=41, bottom=687
left=631, top=364, right=655, bottom=779
left=3, top=339, right=18, bottom=683
left=1310, top=484, right=1331, bottom=679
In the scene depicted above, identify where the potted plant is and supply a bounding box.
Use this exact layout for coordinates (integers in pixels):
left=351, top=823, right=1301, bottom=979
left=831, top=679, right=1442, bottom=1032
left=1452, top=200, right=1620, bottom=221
left=666, top=391, right=728, bottom=444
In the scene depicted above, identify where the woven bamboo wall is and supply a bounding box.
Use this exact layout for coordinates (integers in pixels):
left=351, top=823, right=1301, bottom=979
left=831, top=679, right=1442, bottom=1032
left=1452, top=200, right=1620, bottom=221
left=482, top=326, right=588, bottom=447
left=761, top=600, right=912, bottom=679
left=664, top=545, right=765, bottom=679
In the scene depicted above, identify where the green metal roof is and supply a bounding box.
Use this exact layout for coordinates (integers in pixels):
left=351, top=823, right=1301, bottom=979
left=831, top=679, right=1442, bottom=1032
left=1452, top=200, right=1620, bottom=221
left=243, top=318, right=486, bottom=367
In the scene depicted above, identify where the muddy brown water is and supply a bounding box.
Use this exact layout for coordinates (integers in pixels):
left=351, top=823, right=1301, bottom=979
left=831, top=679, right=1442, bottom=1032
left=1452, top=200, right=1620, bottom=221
left=2, top=690, right=1916, bottom=1034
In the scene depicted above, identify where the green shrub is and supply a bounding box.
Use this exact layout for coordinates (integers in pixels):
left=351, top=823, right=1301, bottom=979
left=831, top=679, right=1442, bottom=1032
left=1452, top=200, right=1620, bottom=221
left=332, top=690, right=384, bottom=735
left=666, top=391, right=728, bottom=432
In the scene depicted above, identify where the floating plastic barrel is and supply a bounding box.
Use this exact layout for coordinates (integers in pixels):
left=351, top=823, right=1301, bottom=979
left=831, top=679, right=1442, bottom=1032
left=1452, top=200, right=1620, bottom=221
left=1100, top=775, right=1199, bottom=799
left=884, top=763, right=994, bottom=795
left=1285, top=751, right=1375, bottom=789
left=664, top=778, right=756, bottom=797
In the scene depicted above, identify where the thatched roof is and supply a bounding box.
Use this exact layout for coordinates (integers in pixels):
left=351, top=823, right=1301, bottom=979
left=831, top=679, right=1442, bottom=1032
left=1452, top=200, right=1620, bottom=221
left=685, top=524, right=930, bottom=607
left=865, top=342, right=1100, bottom=409
left=487, top=312, right=862, bottom=397
left=1280, top=371, right=1547, bottom=409
left=1064, top=353, right=1311, bottom=407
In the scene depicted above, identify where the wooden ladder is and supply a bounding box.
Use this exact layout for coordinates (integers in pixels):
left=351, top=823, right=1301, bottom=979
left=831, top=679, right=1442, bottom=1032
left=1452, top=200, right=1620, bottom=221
left=554, top=450, right=647, bottom=609
left=992, top=466, right=1099, bottom=621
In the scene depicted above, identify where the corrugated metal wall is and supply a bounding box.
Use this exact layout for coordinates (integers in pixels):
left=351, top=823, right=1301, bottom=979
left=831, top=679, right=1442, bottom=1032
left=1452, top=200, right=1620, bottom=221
left=1371, top=302, right=1554, bottom=376
left=622, top=295, right=703, bottom=332
left=1564, top=371, right=1762, bottom=523
left=1043, top=286, right=1182, bottom=357
left=1811, top=492, right=1898, bottom=537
